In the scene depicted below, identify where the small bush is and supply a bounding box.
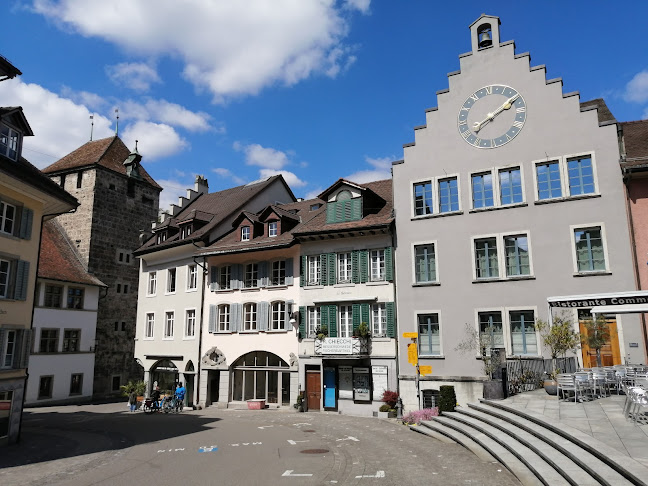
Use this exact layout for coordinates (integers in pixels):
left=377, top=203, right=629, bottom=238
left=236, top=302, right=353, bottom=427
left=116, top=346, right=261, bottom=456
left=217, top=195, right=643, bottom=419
left=379, top=404, right=390, bottom=412
left=381, top=390, right=399, bottom=408
left=439, top=385, right=456, bottom=413
left=402, top=408, right=439, bottom=425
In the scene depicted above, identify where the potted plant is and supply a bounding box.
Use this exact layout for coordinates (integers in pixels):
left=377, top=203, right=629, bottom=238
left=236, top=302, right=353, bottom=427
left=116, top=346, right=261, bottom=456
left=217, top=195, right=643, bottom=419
left=353, top=322, right=371, bottom=339
left=120, top=380, right=147, bottom=409
left=380, top=390, right=399, bottom=418
left=315, top=325, right=328, bottom=341
left=455, top=323, right=503, bottom=399
left=536, top=313, right=580, bottom=395
left=294, top=392, right=305, bottom=412
left=581, top=314, right=614, bottom=367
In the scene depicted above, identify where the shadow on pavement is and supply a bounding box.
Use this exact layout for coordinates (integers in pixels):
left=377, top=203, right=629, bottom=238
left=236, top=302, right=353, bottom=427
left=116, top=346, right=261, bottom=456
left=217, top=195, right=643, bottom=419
left=0, top=406, right=222, bottom=469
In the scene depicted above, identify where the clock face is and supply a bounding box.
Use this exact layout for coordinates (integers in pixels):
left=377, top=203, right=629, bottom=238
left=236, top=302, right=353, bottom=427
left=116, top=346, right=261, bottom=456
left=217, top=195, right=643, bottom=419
left=458, top=85, right=527, bottom=149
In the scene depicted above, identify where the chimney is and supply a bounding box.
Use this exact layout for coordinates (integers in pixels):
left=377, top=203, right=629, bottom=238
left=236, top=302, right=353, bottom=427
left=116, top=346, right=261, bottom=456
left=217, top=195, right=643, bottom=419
left=195, top=175, right=209, bottom=195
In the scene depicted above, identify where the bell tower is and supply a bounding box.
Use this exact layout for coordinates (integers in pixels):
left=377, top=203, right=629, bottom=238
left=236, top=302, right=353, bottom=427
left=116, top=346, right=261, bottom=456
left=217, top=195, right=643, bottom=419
left=469, top=14, right=501, bottom=53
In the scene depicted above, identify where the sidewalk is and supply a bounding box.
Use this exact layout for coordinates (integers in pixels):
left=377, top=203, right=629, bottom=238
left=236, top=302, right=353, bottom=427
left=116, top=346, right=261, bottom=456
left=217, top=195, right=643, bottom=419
left=501, top=388, right=648, bottom=468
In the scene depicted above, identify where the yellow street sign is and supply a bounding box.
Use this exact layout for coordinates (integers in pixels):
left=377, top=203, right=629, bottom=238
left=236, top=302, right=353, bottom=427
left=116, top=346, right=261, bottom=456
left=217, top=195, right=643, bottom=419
left=407, top=343, right=418, bottom=366
left=419, top=365, right=433, bottom=376
left=402, top=332, right=418, bottom=338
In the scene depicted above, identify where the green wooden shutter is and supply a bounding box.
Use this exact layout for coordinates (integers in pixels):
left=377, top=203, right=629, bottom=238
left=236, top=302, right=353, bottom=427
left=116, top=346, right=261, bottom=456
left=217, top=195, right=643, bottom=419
left=342, top=200, right=352, bottom=221
left=385, top=247, right=394, bottom=282
left=300, top=255, right=306, bottom=287
left=359, top=250, right=368, bottom=283
left=320, top=305, right=329, bottom=333
left=335, top=201, right=344, bottom=222
left=19, top=208, right=33, bottom=240
left=320, top=254, right=327, bottom=286
left=350, top=198, right=362, bottom=221
left=18, top=329, right=31, bottom=369
left=208, top=304, right=217, bottom=332
left=361, top=303, right=370, bottom=328
left=299, top=306, right=306, bottom=337
left=326, top=201, right=337, bottom=223
left=328, top=305, right=337, bottom=337
left=352, top=250, right=360, bottom=284
left=386, top=302, right=395, bottom=338
left=14, top=260, right=30, bottom=301
left=327, top=253, right=336, bottom=285
left=352, top=304, right=361, bottom=334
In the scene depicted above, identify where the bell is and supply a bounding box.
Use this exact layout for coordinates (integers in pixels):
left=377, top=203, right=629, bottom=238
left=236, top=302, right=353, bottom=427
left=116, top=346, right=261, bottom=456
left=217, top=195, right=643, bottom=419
left=479, top=31, right=492, bottom=48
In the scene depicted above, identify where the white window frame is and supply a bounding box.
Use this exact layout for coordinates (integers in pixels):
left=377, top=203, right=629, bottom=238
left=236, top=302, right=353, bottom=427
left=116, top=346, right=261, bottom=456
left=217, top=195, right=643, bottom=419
left=244, top=263, right=258, bottom=288
left=1, top=329, right=17, bottom=369
left=270, top=301, right=286, bottom=331
left=410, top=173, right=462, bottom=218
left=0, top=258, right=9, bottom=298
left=268, top=221, right=278, bottom=237
left=416, top=310, right=443, bottom=357
left=307, top=306, right=320, bottom=338
left=372, top=303, right=387, bottom=337
left=187, top=264, right=198, bottom=291
left=218, top=304, right=230, bottom=332
left=184, top=308, right=196, bottom=338
left=370, top=249, right=386, bottom=282
left=412, top=240, right=439, bottom=285
left=471, top=231, right=534, bottom=281
left=474, top=307, right=506, bottom=357
left=0, top=123, right=21, bottom=160
left=164, top=311, right=174, bottom=339
left=506, top=307, right=540, bottom=357
left=531, top=152, right=599, bottom=203
left=147, top=271, right=157, bottom=296
left=244, top=303, right=257, bottom=331
left=219, top=265, right=231, bottom=290
left=241, top=226, right=250, bottom=241
left=166, top=268, right=177, bottom=294
left=497, top=165, right=526, bottom=206
left=307, top=255, right=320, bottom=286
left=339, top=305, right=352, bottom=338
left=144, top=313, right=155, bottom=339
left=271, top=260, right=286, bottom=286
left=569, top=222, right=610, bottom=275
left=0, top=201, right=16, bottom=235
left=469, top=165, right=527, bottom=211
left=337, top=252, right=352, bottom=283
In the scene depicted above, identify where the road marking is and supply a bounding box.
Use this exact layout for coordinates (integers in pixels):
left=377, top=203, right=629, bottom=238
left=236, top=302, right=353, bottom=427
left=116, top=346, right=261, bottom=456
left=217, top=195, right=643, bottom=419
left=230, top=442, right=262, bottom=447
left=292, top=423, right=311, bottom=427
left=198, top=445, right=218, bottom=453
left=282, top=470, right=313, bottom=477
left=335, top=436, right=359, bottom=442
left=258, top=425, right=274, bottom=429
left=355, top=471, right=385, bottom=478
left=157, top=448, right=185, bottom=453
left=287, top=440, right=309, bottom=445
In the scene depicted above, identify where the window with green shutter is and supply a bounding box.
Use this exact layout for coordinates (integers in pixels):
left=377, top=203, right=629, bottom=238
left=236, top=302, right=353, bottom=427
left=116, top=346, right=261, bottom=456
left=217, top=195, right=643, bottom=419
left=325, top=195, right=363, bottom=224
left=386, top=302, right=395, bottom=337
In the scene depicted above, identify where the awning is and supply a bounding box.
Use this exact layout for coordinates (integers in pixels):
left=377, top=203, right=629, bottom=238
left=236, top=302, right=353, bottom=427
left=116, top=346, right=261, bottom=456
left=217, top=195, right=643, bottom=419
left=590, top=304, right=648, bottom=315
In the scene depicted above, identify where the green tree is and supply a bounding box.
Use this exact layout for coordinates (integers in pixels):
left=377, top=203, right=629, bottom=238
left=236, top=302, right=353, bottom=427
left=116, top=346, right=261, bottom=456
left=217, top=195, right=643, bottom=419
left=120, top=380, right=147, bottom=397
left=536, top=314, right=580, bottom=378
left=581, top=315, right=614, bottom=367
left=455, top=323, right=500, bottom=379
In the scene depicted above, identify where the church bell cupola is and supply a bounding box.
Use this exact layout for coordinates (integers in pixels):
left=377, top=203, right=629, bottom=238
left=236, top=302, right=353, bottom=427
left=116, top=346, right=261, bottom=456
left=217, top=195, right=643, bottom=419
left=124, top=140, right=143, bottom=180
left=469, top=14, right=501, bottom=53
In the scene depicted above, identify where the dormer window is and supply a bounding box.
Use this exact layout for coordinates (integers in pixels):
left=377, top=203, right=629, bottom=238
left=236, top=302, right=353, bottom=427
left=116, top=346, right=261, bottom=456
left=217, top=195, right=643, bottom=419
left=310, top=203, right=321, bottom=211
left=181, top=224, right=193, bottom=239
left=326, top=189, right=363, bottom=224
left=156, top=231, right=167, bottom=244
left=268, top=221, right=278, bottom=237
left=0, top=124, right=20, bottom=161
left=241, top=226, right=250, bottom=241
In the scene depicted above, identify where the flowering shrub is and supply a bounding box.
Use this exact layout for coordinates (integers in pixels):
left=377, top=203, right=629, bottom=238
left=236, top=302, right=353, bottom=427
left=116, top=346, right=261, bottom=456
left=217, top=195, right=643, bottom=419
left=381, top=390, right=399, bottom=409
left=402, top=408, right=439, bottom=425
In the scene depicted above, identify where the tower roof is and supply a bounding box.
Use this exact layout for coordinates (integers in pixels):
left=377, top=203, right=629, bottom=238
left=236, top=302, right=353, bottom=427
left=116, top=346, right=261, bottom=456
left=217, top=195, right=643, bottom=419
left=42, top=136, right=161, bottom=190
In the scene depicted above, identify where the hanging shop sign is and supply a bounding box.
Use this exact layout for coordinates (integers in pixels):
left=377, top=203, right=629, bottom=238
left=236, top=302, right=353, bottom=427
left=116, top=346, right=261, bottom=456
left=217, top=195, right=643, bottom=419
left=321, top=338, right=353, bottom=355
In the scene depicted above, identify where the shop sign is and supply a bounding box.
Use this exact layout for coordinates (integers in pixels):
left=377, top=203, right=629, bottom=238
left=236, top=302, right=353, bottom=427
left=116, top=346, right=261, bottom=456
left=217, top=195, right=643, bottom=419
left=321, top=338, right=353, bottom=354
left=353, top=368, right=371, bottom=401
left=549, top=295, right=648, bottom=308
left=372, top=366, right=387, bottom=374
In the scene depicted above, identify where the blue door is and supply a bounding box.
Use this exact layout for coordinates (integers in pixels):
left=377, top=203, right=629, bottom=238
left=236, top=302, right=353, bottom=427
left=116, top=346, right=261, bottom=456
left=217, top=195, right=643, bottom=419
left=323, top=367, right=336, bottom=408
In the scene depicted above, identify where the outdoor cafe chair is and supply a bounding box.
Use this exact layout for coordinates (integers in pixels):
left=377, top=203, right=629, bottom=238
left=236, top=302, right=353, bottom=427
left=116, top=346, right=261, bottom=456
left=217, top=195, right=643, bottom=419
left=625, top=387, right=648, bottom=424
left=557, top=373, right=578, bottom=402
left=591, top=370, right=608, bottom=398
left=574, top=372, right=594, bottom=401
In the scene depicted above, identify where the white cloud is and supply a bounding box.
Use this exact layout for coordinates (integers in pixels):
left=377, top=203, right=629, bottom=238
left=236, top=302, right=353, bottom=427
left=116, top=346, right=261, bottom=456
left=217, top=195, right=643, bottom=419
left=345, top=155, right=392, bottom=183
left=141, top=99, right=211, bottom=132
left=32, top=0, right=369, bottom=102
left=212, top=167, right=245, bottom=185
left=0, top=78, right=113, bottom=168
left=305, top=187, right=324, bottom=200
left=157, top=177, right=194, bottom=213
left=106, top=62, right=161, bottom=92
left=121, top=120, right=188, bottom=160
left=60, top=86, right=108, bottom=111
left=234, top=142, right=289, bottom=170
left=259, top=169, right=307, bottom=188
left=623, top=70, right=648, bottom=104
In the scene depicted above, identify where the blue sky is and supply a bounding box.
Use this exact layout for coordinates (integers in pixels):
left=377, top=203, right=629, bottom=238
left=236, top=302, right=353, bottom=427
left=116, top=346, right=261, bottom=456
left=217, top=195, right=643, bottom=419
left=2, top=1, right=648, bottom=210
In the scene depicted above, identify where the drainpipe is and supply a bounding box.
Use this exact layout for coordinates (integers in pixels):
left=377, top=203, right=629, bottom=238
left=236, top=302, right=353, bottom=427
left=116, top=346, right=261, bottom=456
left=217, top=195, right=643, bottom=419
left=192, top=242, right=208, bottom=408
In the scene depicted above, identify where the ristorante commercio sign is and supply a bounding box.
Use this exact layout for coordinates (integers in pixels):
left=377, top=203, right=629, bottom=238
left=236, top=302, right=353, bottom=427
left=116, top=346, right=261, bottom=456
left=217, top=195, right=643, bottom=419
left=549, top=295, right=648, bottom=308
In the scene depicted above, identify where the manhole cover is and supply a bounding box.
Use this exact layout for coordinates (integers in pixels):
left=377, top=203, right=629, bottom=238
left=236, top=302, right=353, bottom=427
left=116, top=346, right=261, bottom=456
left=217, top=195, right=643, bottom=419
left=300, top=449, right=329, bottom=454
left=303, top=429, right=316, bottom=433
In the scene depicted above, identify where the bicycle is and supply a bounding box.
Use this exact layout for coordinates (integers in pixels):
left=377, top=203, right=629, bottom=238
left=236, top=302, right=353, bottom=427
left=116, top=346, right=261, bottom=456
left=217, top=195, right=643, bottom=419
left=161, top=395, right=176, bottom=414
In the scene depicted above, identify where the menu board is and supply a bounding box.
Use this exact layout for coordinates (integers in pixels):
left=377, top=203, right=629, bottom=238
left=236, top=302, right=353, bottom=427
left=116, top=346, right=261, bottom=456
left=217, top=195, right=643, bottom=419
left=338, top=366, right=353, bottom=399
left=353, top=367, right=371, bottom=402
left=372, top=366, right=388, bottom=401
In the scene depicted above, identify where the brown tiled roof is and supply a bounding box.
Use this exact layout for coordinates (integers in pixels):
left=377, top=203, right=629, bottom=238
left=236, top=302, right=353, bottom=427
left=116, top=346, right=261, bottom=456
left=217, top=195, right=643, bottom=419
left=200, top=198, right=325, bottom=255
left=0, top=55, right=21, bottom=80
left=0, top=107, right=33, bottom=135
left=136, top=175, right=295, bottom=255
left=293, top=179, right=393, bottom=236
left=621, top=120, right=648, bottom=165
left=42, top=136, right=161, bottom=190
left=39, top=220, right=105, bottom=287
left=580, top=99, right=616, bottom=125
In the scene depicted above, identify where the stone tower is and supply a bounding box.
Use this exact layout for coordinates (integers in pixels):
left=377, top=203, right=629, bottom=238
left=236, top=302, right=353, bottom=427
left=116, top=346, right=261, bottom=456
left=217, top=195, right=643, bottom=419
left=42, top=136, right=161, bottom=397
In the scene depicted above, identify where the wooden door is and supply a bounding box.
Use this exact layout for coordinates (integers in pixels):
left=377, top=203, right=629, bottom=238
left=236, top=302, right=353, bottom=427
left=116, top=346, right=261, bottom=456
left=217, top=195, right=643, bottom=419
left=306, top=371, right=321, bottom=411
left=580, top=319, right=621, bottom=368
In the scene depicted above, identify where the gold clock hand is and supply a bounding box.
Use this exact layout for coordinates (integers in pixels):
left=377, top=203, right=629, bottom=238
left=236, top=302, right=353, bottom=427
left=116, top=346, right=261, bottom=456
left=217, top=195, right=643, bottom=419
left=473, top=94, right=519, bottom=133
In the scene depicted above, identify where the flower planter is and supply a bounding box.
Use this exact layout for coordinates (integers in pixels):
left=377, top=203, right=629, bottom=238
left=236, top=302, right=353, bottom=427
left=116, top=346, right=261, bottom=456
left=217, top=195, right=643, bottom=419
left=377, top=411, right=389, bottom=418
left=483, top=379, right=505, bottom=400
left=544, top=380, right=558, bottom=396
left=247, top=399, right=265, bottom=410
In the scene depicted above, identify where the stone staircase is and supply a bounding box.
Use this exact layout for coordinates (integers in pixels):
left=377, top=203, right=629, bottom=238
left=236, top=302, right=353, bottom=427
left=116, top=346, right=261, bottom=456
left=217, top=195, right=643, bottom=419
left=412, top=399, right=648, bottom=486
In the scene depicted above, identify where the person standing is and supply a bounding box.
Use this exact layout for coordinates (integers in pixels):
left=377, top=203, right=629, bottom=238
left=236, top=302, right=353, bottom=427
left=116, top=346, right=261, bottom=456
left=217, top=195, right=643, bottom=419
left=128, top=390, right=138, bottom=412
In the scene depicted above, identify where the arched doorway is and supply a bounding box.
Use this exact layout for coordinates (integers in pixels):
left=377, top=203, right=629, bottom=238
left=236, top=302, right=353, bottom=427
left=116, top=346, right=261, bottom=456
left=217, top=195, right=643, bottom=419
left=150, top=359, right=179, bottom=395
left=230, top=351, right=291, bottom=405
left=184, top=361, right=195, bottom=407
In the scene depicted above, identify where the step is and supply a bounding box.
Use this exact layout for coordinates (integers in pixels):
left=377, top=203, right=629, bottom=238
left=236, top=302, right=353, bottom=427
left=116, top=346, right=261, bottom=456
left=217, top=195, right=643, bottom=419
left=468, top=402, right=636, bottom=486
left=479, top=400, right=648, bottom=486
left=413, top=422, right=498, bottom=463
left=427, top=415, right=544, bottom=486
left=440, top=412, right=570, bottom=486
